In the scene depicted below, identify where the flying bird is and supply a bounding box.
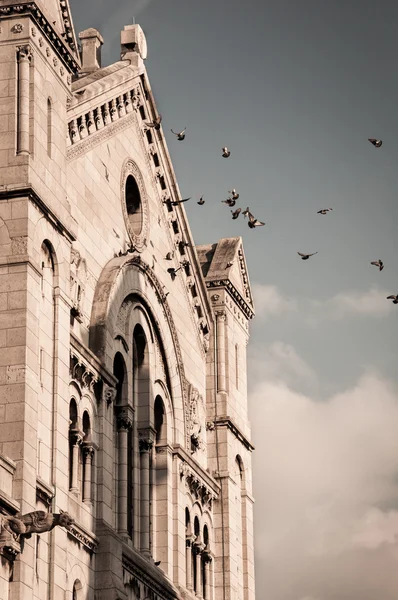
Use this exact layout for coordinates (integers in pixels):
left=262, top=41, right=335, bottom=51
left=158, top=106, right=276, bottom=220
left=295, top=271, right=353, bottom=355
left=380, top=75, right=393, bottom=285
left=228, top=189, right=239, bottom=200
left=164, top=197, right=191, bottom=206
left=197, top=196, right=205, bottom=205
left=368, top=138, right=382, bottom=148
left=146, top=114, right=162, bottom=130
left=317, top=208, right=333, bottom=215
left=222, top=198, right=236, bottom=207
left=167, top=267, right=182, bottom=281
left=387, top=295, right=398, bottom=304
left=222, top=147, right=231, bottom=158
left=231, top=208, right=241, bottom=220
left=297, top=252, right=318, bottom=260
left=370, top=260, right=384, bottom=271
left=154, top=561, right=161, bottom=567
left=242, top=207, right=250, bottom=218
left=165, top=252, right=174, bottom=260
left=171, top=128, right=186, bottom=141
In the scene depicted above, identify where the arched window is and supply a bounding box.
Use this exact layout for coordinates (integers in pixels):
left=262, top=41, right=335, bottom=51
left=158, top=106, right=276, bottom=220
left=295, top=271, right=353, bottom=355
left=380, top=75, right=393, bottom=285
left=125, top=175, right=143, bottom=235
left=82, top=411, right=94, bottom=503
left=113, top=353, right=133, bottom=537
left=154, top=396, right=165, bottom=445
left=69, top=399, right=80, bottom=492
left=72, top=580, right=82, bottom=600
left=47, top=97, right=52, bottom=157
left=185, top=509, right=193, bottom=590
left=193, top=516, right=200, bottom=593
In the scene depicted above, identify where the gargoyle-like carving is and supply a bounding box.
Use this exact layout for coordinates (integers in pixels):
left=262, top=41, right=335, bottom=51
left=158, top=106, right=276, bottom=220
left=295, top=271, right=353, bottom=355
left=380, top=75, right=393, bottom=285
left=0, top=511, right=74, bottom=554
left=188, top=384, right=206, bottom=453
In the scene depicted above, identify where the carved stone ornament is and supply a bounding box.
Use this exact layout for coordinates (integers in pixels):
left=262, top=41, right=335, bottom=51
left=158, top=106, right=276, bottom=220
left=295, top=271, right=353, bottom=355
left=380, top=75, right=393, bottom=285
left=188, top=384, right=206, bottom=453
left=11, top=23, right=24, bottom=33
left=17, top=45, right=32, bottom=61
left=102, top=383, right=117, bottom=406
left=70, top=352, right=100, bottom=393
left=0, top=511, right=74, bottom=553
left=120, top=158, right=149, bottom=253
left=179, top=463, right=216, bottom=511
left=70, top=247, right=87, bottom=320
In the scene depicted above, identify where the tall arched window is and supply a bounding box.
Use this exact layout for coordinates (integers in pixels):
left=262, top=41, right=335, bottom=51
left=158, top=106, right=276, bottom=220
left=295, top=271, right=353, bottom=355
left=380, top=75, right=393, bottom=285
left=193, top=516, right=201, bottom=594
left=69, top=399, right=81, bottom=492
left=82, top=411, right=94, bottom=503
left=47, top=97, right=52, bottom=157
left=185, top=508, right=193, bottom=590
left=113, top=353, right=133, bottom=536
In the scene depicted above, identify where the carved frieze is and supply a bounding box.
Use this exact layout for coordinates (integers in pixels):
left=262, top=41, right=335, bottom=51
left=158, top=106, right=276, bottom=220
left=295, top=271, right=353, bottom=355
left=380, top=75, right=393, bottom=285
left=70, top=351, right=100, bottom=393
left=179, top=463, right=216, bottom=511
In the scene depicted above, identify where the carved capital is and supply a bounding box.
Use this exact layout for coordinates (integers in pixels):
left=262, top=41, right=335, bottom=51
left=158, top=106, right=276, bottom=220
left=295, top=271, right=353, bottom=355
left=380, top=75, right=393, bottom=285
left=116, top=407, right=133, bottom=431
left=70, top=429, right=84, bottom=445
left=186, top=533, right=196, bottom=548
left=82, top=444, right=95, bottom=459
left=216, top=310, right=227, bottom=322
left=17, top=44, right=32, bottom=62
left=102, top=383, right=117, bottom=406
left=193, top=541, right=206, bottom=555
left=139, top=438, right=154, bottom=453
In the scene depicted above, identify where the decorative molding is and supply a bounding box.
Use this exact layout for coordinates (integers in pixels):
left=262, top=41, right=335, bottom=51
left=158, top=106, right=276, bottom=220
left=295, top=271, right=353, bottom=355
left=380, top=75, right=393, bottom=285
left=116, top=405, right=134, bottom=431
left=187, top=383, right=206, bottom=454
left=209, top=416, right=255, bottom=452
left=36, top=477, right=55, bottom=507
left=11, top=23, right=24, bottom=34
left=0, top=3, right=79, bottom=72
left=122, top=551, right=179, bottom=600
left=67, top=520, right=99, bottom=553
left=206, top=279, right=254, bottom=320
left=179, top=463, right=216, bottom=511
left=120, top=158, right=149, bottom=253
left=70, top=332, right=118, bottom=390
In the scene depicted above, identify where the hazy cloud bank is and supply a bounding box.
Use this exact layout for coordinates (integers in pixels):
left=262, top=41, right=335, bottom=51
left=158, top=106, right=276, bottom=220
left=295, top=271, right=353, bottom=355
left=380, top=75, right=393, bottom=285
left=251, top=371, right=398, bottom=599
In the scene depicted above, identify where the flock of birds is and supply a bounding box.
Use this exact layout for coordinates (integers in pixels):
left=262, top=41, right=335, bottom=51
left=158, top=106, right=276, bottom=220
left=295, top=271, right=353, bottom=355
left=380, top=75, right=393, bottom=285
left=145, top=117, right=397, bottom=303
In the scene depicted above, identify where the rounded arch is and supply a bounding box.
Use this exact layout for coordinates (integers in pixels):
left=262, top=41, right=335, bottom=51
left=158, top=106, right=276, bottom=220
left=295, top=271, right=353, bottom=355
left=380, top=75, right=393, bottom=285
left=69, top=398, right=78, bottom=428
left=113, top=351, right=128, bottom=407
left=89, top=256, right=187, bottom=447
left=235, top=454, right=246, bottom=485
left=32, top=215, right=70, bottom=291
left=154, top=395, right=166, bottom=444
left=82, top=411, right=91, bottom=441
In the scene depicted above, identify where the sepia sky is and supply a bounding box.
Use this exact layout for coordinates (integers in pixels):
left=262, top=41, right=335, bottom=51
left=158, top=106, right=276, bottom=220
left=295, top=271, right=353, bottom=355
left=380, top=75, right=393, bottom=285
left=70, top=1, right=398, bottom=598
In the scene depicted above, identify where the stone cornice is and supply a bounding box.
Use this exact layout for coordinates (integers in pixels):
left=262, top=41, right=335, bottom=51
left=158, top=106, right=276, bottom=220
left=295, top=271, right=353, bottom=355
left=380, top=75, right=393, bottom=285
left=0, top=2, right=80, bottom=72
left=36, top=477, right=55, bottom=507
left=67, top=520, right=99, bottom=553
left=0, top=185, right=77, bottom=242
left=206, top=416, right=255, bottom=452
left=173, top=444, right=220, bottom=497
left=0, top=454, right=16, bottom=477
left=122, top=549, right=179, bottom=600
left=0, top=490, right=20, bottom=516
left=206, top=279, right=254, bottom=320
left=70, top=332, right=118, bottom=388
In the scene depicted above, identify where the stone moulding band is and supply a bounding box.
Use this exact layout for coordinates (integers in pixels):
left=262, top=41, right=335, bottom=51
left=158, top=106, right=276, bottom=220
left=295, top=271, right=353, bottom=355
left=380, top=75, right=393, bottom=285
left=0, top=2, right=79, bottom=72
left=206, top=279, right=254, bottom=320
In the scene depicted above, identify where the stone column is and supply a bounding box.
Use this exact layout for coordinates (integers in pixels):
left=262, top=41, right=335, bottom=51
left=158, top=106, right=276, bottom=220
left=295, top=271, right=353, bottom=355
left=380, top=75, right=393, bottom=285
left=139, top=435, right=154, bottom=556
left=216, top=311, right=227, bottom=392
left=82, top=445, right=95, bottom=503
left=17, top=45, right=32, bottom=155
left=203, top=552, right=213, bottom=600
left=70, top=430, right=84, bottom=492
left=117, top=411, right=133, bottom=535
left=186, top=534, right=196, bottom=590
left=194, top=541, right=205, bottom=598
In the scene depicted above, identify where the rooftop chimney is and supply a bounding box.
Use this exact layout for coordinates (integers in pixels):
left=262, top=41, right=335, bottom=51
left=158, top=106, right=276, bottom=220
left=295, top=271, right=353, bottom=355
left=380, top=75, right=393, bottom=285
left=121, top=24, right=147, bottom=64
left=79, top=28, right=104, bottom=74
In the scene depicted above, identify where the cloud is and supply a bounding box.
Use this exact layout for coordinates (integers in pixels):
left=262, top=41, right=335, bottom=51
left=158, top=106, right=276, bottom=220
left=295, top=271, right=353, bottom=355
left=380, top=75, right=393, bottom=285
left=249, top=341, right=317, bottom=390
left=329, top=286, right=394, bottom=318
left=251, top=371, right=398, bottom=600
left=252, top=283, right=297, bottom=319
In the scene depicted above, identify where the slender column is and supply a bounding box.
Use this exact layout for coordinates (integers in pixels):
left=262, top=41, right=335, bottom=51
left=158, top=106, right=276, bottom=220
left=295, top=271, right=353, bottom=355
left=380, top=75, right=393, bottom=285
left=95, top=107, right=104, bottom=129
left=203, top=552, right=213, bottom=600
left=117, top=95, right=126, bottom=117
left=139, top=436, right=154, bottom=555
left=87, top=110, right=95, bottom=134
left=216, top=311, right=227, bottom=392
left=186, top=534, right=195, bottom=590
left=117, top=412, right=132, bottom=534
left=110, top=98, right=119, bottom=121
left=17, top=45, right=32, bottom=155
left=194, top=541, right=205, bottom=598
left=82, top=445, right=94, bottom=503
left=70, top=430, right=84, bottom=492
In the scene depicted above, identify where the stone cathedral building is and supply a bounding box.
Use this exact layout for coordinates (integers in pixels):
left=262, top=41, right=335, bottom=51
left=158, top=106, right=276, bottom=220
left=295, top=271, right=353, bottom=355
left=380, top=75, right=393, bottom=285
left=0, top=1, right=256, bottom=599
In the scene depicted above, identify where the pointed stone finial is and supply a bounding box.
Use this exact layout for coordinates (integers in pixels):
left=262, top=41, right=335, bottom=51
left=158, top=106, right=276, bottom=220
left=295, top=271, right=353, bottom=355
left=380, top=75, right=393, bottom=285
left=79, top=28, right=104, bottom=73
left=121, top=24, right=147, bottom=61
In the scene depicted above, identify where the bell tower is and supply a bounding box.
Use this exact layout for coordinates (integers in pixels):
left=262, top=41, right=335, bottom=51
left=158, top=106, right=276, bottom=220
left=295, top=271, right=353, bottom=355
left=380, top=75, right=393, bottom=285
left=198, top=238, right=256, bottom=600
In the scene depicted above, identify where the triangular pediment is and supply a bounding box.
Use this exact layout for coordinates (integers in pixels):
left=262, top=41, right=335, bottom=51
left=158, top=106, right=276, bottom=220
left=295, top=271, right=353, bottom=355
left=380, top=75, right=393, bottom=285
left=197, top=237, right=254, bottom=316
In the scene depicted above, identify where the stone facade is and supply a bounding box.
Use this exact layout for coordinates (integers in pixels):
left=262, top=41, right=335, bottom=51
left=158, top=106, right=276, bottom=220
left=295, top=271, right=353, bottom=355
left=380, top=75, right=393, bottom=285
left=0, top=2, right=256, bottom=599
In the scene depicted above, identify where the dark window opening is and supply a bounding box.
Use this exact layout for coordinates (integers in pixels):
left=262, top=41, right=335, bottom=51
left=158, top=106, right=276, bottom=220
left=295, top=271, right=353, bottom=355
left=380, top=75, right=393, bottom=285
left=153, top=153, right=160, bottom=167
left=139, top=105, right=146, bottom=121
left=159, top=176, right=166, bottom=190
left=146, top=129, right=153, bottom=144
left=172, top=220, right=179, bottom=235
left=125, top=174, right=143, bottom=235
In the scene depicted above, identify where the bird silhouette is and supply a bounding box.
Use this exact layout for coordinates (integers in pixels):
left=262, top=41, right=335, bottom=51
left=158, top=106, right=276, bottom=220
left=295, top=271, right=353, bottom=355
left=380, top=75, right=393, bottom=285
left=370, top=260, right=384, bottom=271
left=222, top=198, right=236, bottom=207
left=247, top=211, right=265, bottom=228
left=171, top=128, right=186, bottom=140
left=197, top=196, right=205, bottom=205
left=146, top=114, right=162, bottom=130
left=387, top=295, right=398, bottom=304
left=231, top=208, right=241, bottom=220
left=228, top=189, right=239, bottom=200
left=297, top=252, right=318, bottom=260
left=368, top=138, right=382, bottom=148
left=222, top=146, right=231, bottom=158
left=167, top=267, right=182, bottom=281
left=165, top=252, right=174, bottom=260
left=317, top=208, right=333, bottom=215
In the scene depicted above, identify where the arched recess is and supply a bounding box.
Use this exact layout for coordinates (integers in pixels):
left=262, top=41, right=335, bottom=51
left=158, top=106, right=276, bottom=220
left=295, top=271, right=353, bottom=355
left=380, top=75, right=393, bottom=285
left=89, top=255, right=187, bottom=448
